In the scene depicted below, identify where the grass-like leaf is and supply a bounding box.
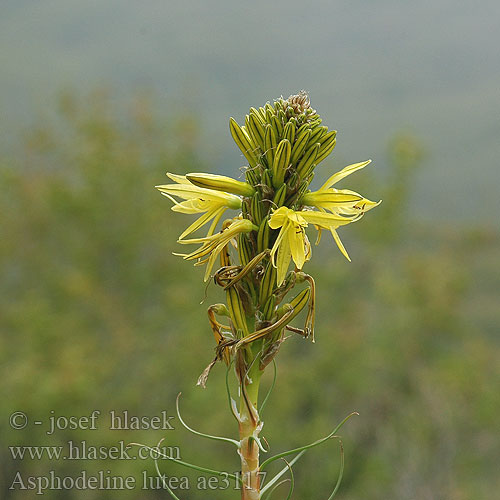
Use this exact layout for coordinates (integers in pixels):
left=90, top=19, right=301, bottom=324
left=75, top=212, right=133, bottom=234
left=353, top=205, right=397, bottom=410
left=282, top=458, right=295, bottom=500
left=225, top=362, right=241, bottom=421
left=260, top=411, right=357, bottom=470
left=176, top=392, right=240, bottom=447
left=259, top=359, right=277, bottom=415
left=262, top=479, right=290, bottom=500
left=249, top=435, right=270, bottom=453
left=326, top=440, right=344, bottom=499
left=129, top=440, right=241, bottom=483
left=154, top=441, right=182, bottom=500
left=260, top=450, right=306, bottom=495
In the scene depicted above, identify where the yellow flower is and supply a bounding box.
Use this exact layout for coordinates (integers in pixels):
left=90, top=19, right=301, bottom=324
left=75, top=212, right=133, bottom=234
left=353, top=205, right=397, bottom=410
left=269, top=207, right=359, bottom=285
left=156, top=173, right=242, bottom=240
left=176, top=218, right=256, bottom=281
left=301, top=160, right=379, bottom=213
left=269, top=207, right=311, bottom=286
left=299, top=160, right=381, bottom=261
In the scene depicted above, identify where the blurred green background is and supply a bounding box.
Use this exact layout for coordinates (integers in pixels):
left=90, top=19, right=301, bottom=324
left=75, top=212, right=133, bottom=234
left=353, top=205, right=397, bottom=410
left=1, top=2, right=499, bottom=499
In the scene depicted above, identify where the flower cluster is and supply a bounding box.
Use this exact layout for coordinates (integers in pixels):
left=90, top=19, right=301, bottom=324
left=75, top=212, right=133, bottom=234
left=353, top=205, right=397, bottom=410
left=157, top=93, right=379, bottom=290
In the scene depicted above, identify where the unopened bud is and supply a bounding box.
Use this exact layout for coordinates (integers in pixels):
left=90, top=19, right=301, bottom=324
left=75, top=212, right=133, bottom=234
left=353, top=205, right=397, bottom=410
left=187, top=173, right=255, bottom=197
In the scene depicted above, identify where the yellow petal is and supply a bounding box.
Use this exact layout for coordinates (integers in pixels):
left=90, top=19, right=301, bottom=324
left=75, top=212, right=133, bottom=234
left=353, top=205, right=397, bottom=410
left=300, top=211, right=358, bottom=229
left=288, top=223, right=306, bottom=270
left=315, top=226, right=323, bottom=246
left=330, top=228, right=351, bottom=262
left=171, top=199, right=213, bottom=214
left=269, top=206, right=290, bottom=229
left=276, top=230, right=292, bottom=285
left=205, top=207, right=226, bottom=237
left=334, top=198, right=381, bottom=217
left=301, top=190, right=364, bottom=207
left=270, top=223, right=288, bottom=267
left=203, top=240, right=228, bottom=281
left=304, top=233, right=312, bottom=261
left=178, top=207, right=227, bottom=240
left=156, top=183, right=241, bottom=208
left=287, top=210, right=307, bottom=226
left=166, top=173, right=190, bottom=184
left=318, top=160, right=372, bottom=191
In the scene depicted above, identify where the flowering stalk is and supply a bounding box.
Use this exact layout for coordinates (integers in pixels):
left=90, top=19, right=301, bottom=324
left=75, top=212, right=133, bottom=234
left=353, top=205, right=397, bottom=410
left=156, top=92, right=379, bottom=499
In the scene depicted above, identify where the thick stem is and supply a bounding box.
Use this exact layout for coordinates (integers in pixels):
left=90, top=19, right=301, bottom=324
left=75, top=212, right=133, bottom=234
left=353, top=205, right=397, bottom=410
left=238, top=357, right=263, bottom=500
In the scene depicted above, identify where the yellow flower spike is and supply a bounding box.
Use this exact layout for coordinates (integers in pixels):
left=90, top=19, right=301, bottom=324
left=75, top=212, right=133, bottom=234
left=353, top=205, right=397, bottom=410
left=186, top=172, right=255, bottom=197
left=176, top=218, right=256, bottom=281
left=156, top=173, right=242, bottom=239
left=155, top=93, right=382, bottom=497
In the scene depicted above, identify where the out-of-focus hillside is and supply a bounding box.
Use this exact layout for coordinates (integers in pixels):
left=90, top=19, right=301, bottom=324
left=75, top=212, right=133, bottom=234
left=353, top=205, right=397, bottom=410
left=1, top=1, right=500, bottom=224
left=1, top=93, right=499, bottom=499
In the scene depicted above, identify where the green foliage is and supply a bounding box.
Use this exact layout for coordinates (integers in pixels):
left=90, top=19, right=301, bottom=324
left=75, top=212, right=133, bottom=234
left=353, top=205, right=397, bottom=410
left=1, top=93, right=499, bottom=499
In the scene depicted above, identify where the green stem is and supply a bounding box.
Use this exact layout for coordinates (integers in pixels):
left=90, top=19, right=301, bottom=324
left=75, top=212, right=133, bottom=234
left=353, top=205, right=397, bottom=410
left=239, top=354, right=263, bottom=500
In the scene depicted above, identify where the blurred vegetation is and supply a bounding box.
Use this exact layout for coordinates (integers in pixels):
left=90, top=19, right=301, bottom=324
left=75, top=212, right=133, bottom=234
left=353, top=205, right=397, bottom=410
left=1, top=91, right=499, bottom=500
